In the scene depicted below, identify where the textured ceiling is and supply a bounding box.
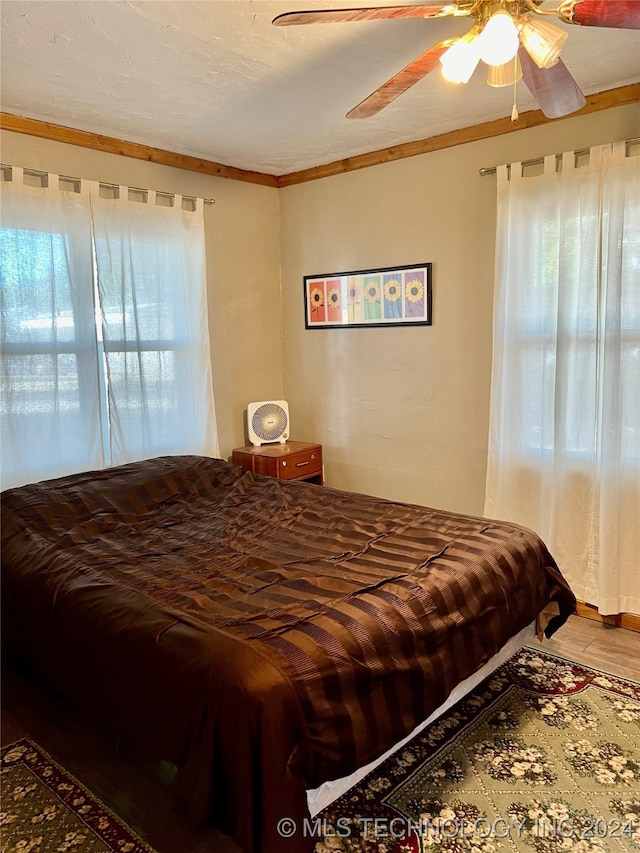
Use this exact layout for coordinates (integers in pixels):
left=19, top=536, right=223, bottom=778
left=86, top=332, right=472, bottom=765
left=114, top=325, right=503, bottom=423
left=1, top=0, right=639, bottom=176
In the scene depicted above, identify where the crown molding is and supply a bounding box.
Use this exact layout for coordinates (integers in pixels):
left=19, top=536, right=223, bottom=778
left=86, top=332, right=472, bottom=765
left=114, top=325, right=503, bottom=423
left=0, top=112, right=278, bottom=188
left=276, top=83, right=640, bottom=187
left=2, top=83, right=638, bottom=189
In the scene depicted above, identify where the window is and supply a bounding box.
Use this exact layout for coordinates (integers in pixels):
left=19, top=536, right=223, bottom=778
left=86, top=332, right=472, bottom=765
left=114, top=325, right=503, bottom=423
left=0, top=171, right=218, bottom=489
left=485, top=143, right=639, bottom=615
left=513, top=205, right=639, bottom=464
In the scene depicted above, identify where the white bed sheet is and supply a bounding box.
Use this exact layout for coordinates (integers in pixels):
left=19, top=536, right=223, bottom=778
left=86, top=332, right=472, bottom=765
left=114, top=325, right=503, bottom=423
left=307, top=620, right=535, bottom=816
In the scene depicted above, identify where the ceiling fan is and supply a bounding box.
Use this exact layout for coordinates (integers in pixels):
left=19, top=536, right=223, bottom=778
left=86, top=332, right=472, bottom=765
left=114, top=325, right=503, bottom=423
left=273, top=0, right=640, bottom=121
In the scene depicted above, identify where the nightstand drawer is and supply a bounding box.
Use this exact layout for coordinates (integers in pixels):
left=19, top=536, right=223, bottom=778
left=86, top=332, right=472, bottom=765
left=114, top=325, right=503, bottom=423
left=277, top=447, right=322, bottom=480
left=232, top=441, right=323, bottom=485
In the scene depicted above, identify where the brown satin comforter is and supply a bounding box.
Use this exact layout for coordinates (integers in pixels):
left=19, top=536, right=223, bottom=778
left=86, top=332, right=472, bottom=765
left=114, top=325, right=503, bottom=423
left=1, top=456, right=576, bottom=853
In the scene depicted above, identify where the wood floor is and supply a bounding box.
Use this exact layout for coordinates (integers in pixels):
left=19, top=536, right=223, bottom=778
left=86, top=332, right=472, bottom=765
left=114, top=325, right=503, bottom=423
left=527, top=612, right=640, bottom=682
left=1, top=615, right=638, bottom=853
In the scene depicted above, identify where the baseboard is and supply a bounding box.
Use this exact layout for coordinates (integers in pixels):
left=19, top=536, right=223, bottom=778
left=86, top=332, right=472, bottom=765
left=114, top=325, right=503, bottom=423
left=576, top=600, right=640, bottom=633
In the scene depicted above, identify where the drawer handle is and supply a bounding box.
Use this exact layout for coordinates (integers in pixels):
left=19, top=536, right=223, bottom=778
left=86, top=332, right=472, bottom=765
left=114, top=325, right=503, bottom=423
left=296, top=461, right=310, bottom=467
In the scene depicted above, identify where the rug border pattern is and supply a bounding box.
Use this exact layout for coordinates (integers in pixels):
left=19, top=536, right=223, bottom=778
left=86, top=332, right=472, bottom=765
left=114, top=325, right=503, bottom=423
left=1, top=736, right=157, bottom=853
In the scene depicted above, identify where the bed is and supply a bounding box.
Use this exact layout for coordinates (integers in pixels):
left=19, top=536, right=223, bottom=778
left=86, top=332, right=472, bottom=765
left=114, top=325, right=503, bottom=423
left=0, top=455, right=576, bottom=853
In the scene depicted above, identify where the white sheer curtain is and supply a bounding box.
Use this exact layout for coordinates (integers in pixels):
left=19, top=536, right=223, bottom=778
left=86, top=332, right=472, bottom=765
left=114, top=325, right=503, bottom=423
left=485, top=142, right=640, bottom=616
left=1, top=169, right=219, bottom=489
left=0, top=170, right=105, bottom=488
left=90, top=187, right=218, bottom=464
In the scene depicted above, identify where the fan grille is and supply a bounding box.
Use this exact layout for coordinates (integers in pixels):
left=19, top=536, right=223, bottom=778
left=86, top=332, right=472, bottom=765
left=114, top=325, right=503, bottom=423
left=251, top=403, right=288, bottom=441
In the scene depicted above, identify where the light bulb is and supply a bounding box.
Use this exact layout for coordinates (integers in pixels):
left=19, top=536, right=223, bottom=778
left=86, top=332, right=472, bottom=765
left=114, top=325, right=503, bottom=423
left=477, top=11, right=520, bottom=67
left=487, top=55, right=522, bottom=87
left=440, top=31, right=481, bottom=84
left=519, top=14, right=568, bottom=69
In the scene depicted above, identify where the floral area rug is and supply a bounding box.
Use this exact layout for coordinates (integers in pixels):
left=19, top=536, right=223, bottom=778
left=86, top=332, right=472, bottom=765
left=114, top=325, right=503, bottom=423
left=0, top=738, right=156, bottom=853
left=314, top=647, right=640, bottom=853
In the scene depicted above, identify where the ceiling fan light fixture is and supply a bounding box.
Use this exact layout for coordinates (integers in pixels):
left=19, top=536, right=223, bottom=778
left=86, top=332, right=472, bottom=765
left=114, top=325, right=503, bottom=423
left=477, top=10, right=520, bottom=67
left=440, top=30, right=481, bottom=84
left=519, top=14, right=568, bottom=68
left=487, top=54, right=522, bottom=87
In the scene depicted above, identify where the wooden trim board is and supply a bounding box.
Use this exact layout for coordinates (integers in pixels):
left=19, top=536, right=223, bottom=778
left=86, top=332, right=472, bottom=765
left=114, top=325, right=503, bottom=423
left=0, top=113, right=278, bottom=188
left=2, top=83, right=638, bottom=188
left=277, top=83, right=640, bottom=186
left=576, top=600, right=640, bottom=633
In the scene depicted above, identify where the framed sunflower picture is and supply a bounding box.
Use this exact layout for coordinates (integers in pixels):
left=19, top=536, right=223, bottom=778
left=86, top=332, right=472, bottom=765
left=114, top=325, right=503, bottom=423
left=303, top=263, right=432, bottom=329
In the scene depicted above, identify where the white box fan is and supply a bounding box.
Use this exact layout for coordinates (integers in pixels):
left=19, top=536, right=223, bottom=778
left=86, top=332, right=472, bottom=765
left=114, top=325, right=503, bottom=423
left=247, top=400, right=290, bottom=446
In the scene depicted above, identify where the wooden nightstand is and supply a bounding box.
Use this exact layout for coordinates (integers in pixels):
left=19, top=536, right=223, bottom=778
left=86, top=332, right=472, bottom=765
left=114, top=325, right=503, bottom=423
left=231, top=441, right=323, bottom=485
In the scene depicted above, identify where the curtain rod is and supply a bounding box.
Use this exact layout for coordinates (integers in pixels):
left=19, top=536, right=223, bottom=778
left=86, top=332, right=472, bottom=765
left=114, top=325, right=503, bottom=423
left=1, top=164, right=215, bottom=205
left=479, top=137, right=640, bottom=177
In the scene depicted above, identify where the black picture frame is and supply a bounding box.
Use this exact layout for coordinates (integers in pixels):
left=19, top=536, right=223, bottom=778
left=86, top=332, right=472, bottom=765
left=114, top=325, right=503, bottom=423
left=304, top=262, right=432, bottom=329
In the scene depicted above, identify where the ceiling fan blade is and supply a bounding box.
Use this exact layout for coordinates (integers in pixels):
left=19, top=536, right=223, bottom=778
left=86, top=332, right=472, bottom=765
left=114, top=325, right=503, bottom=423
left=347, top=39, right=456, bottom=119
left=555, top=0, right=640, bottom=28
left=272, top=5, right=464, bottom=26
left=519, top=47, right=586, bottom=119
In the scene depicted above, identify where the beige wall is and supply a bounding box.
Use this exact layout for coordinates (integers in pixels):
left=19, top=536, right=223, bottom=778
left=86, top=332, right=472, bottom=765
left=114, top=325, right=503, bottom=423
left=0, top=129, right=284, bottom=459
left=279, top=104, right=639, bottom=514
left=3, top=105, right=639, bottom=510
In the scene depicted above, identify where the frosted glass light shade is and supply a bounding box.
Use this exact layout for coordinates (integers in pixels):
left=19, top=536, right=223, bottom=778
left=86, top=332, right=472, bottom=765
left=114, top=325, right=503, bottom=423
left=519, top=14, right=568, bottom=68
left=440, top=31, right=481, bottom=84
left=477, top=11, right=520, bottom=66
left=487, top=55, right=523, bottom=87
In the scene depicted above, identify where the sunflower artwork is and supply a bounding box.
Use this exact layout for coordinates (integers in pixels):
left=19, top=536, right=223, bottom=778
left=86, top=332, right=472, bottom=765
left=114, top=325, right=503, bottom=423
left=304, top=263, right=431, bottom=329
